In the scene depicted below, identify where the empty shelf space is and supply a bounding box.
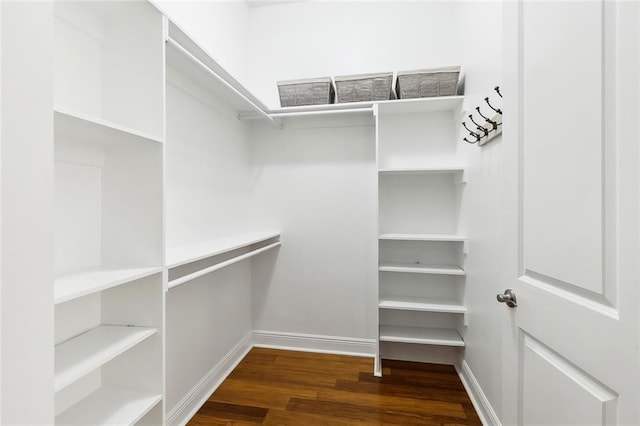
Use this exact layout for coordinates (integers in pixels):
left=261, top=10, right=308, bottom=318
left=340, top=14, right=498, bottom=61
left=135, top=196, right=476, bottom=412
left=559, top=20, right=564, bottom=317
left=379, top=297, right=466, bottom=313
left=379, top=325, right=464, bottom=347
left=56, top=387, right=161, bottom=426
left=55, top=325, right=157, bottom=392
left=379, top=233, right=466, bottom=242
left=54, top=267, right=163, bottom=305
left=379, top=262, right=465, bottom=276
left=54, top=108, right=163, bottom=146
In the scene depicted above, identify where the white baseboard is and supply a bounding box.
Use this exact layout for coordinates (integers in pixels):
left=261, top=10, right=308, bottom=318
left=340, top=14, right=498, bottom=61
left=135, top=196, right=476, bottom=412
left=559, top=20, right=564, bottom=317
left=252, top=330, right=376, bottom=357
left=166, top=332, right=253, bottom=426
left=457, top=360, right=502, bottom=426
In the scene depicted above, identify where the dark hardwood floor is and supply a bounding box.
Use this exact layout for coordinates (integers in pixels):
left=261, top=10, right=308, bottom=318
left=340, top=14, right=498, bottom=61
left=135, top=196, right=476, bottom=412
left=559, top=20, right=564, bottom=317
left=188, top=348, right=482, bottom=425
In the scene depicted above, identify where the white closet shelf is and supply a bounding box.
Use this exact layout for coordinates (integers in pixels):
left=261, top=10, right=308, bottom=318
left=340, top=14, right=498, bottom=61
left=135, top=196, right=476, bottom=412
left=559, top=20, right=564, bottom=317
left=379, top=262, right=465, bottom=276
left=167, top=231, right=281, bottom=269
left=166, top=22, right=272, bottom=122
left=54, top=108, right=164, bottom=146
left=260, top=95, right=465, bottom=117
left=379, top=297, right=466, bottom=314
left=379, top=325, right=464, bottom=347
left=378, top=166, right=466, bottom=174
left=379, top=233, right=466, bottom=242
left=55, top=387, right=161, bottom=426
left=54, top=267, right=163, bottom=305
left=55, top=325, right=157, bottom=392
left=168, top=241, right=281, bottom=290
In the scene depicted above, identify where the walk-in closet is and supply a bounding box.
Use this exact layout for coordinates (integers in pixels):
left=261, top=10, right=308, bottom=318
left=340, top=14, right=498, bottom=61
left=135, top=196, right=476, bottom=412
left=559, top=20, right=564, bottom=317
left=1, top=1, right=639, bottom=425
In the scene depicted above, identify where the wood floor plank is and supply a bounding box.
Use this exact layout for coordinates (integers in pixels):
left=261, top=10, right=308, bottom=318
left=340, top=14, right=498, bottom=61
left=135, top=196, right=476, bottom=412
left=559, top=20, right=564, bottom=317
left=286, top=397, right=451, bottom=425
left=188, top=348, right=483, bottom=425
left=263, top=408, right=363, bottom=425
left=315, top=388, right=467, bottom=419
left=210, top=379, right=318, bottom=410
left=192, top=401, right=268, bottom=423
left=334, top=379, right=474, bottom=404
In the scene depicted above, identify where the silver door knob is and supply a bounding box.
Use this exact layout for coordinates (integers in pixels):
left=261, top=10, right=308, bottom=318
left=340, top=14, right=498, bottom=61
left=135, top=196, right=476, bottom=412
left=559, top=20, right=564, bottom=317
left=497, top=289, right=517, bottom=308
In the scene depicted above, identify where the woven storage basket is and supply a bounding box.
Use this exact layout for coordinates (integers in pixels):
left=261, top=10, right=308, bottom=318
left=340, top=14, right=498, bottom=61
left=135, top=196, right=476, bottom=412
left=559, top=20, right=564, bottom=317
left=334, top=72, right=393, bottom=103
left=396, top=66, right=462, bottom=99
left=277, top=77, right=335, bottom=107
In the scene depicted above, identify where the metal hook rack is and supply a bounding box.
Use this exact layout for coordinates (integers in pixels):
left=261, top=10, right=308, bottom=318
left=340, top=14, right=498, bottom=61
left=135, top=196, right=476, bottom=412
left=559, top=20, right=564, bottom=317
left=462, top=86, right=502, bottom=146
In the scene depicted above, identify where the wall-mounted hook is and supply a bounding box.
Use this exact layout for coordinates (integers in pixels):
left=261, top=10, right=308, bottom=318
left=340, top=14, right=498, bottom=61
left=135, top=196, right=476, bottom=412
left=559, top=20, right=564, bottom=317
left=469, top=114, right=489, bottom=137
left=485, top=97, right=502, bottom=115
left=464, top=134, right=480, bottom=144
left=462, top=122, right=481, bottom=139
left=476, top=107, right=498, bottom=131
left=494, top=86, right=502, bottom=98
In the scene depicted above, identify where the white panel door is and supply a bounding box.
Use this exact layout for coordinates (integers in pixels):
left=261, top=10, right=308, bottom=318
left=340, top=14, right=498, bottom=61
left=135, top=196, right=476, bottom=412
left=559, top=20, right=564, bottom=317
left=502, top=1, right=639, bottom=425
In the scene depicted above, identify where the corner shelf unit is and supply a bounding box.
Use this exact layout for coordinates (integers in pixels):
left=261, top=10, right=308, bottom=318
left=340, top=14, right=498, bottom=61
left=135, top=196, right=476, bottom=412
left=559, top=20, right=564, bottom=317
left=375, top=95, right=467, bottom=375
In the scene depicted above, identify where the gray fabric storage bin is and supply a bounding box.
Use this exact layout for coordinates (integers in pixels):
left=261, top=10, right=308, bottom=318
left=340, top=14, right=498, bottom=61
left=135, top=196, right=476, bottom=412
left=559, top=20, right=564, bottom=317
left=396, top=66, right=462, bottom=99
left=334, top=72, right=393, bottom=103
left=277, top=77, right=335, bottom=107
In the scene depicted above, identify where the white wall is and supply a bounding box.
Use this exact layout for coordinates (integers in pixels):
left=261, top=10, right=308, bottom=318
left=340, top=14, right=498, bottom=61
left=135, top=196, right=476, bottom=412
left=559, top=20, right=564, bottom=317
left=448, top=2, right=504, bottom=422
left=151, top=0, right=251, bottom=87
left=1, top=1, right=54, bottom=424
left=250, top=115, right=378, bottom=345
left=164, top=57, right=256, bottom=420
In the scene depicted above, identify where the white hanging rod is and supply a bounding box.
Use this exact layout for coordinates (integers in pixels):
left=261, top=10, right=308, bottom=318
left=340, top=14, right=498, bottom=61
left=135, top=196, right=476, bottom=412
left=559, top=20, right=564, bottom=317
left=167, top=241, right=281, bottom=290
left=166, top=37, right=275, bottom=124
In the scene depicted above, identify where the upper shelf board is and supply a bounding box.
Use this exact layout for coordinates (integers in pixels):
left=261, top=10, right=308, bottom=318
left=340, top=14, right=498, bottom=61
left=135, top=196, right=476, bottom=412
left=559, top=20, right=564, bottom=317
left=54, top=267, right=163, bottom=305
left=166, top=231, right=281, bottom=269
left=54, top=108, right=164, bottom=147
left=166, top=22, right=272, bottom=121
left=239, top=96, right=466, bottom=120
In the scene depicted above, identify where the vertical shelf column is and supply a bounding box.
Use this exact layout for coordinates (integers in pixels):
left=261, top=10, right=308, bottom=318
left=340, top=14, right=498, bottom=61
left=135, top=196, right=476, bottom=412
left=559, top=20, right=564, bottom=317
left=375, top=96, right=467, bottom=370
left=52, top=1, right=166, bottom=424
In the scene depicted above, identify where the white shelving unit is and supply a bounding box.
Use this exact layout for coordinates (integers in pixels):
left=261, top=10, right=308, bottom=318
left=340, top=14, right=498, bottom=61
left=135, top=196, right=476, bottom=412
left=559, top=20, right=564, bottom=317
left=53, top=2, right=165, bottom=424
left=375, top=95, right=467, bottom=375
